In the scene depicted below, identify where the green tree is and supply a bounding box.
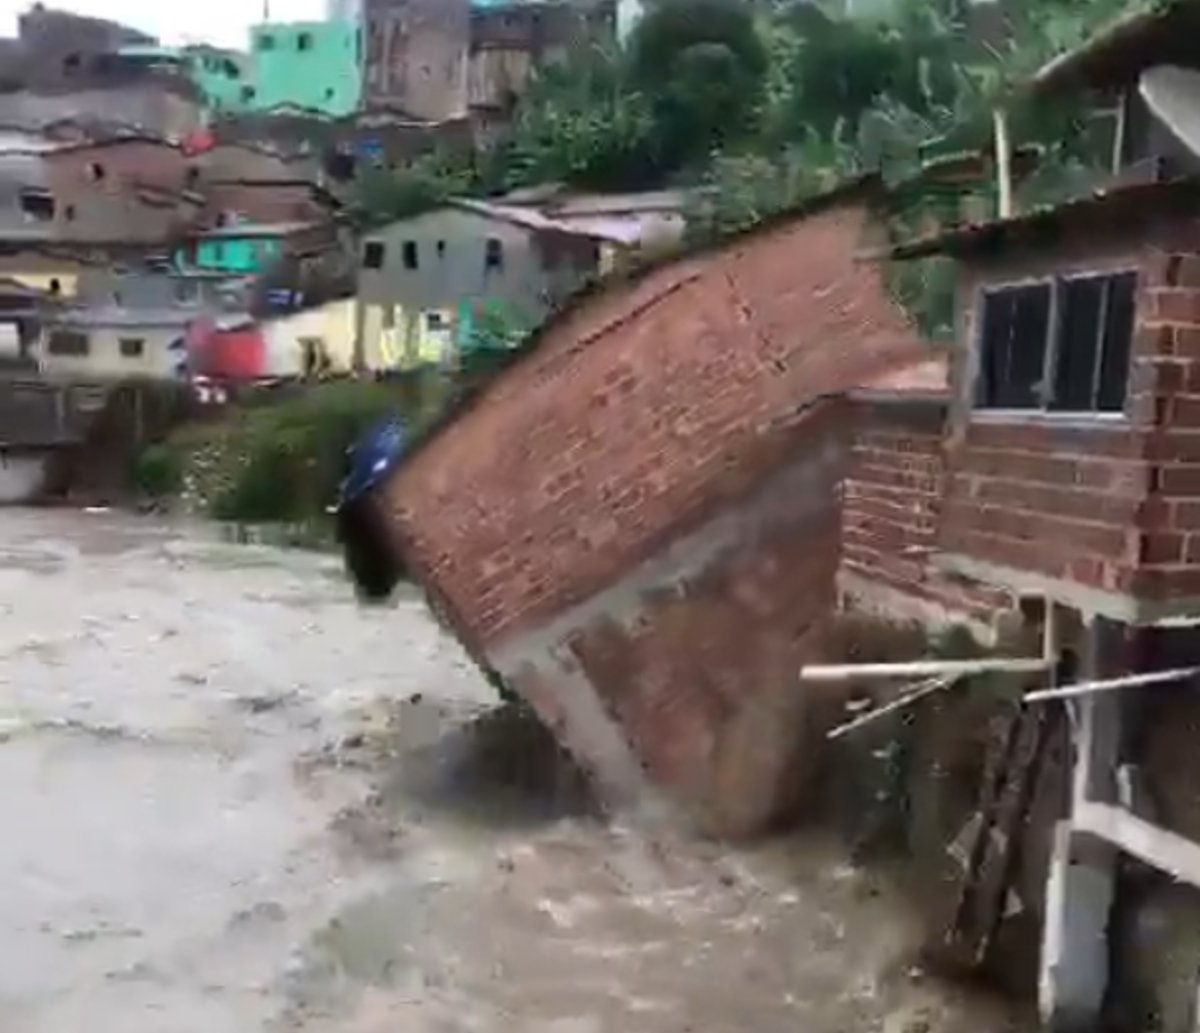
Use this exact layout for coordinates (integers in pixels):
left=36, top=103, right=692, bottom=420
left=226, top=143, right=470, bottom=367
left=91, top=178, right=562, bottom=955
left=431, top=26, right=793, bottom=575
left=628, top=0, right=769, bottom=162
left=502, top=46, right=666, bottom=191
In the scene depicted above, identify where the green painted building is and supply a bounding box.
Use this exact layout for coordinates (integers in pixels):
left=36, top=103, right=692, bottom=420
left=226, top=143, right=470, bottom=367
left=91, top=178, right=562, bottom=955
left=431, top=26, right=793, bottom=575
left=246, top=20, right=361, bottom=117
left=178, top=228, right=287, bottom=274
left=182, top=45, right=253, bottom=113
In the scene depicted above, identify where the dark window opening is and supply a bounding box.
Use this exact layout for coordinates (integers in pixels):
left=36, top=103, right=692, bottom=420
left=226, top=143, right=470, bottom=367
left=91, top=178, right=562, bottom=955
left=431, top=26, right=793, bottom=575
left=426, top=311, right=445, bottom=330
left=240, top=85, right=256, bottom=102
left=63, top=203, right=75, bottom=221
left=62, top=52, right=81, bottom=73
left=119, top=337, right=145, bottom=358
left=47, top=330, right=88, bottom=356
left=976, top=283, right=1050, bottom=409
left=48, top=278, right=61, bottom=295
left=1051, top=272, right=1136, bottom=413
left=436, top=239, right=445, bottom=258
left=362, top=241, right=385, bottom=269
left=223, top=59, right=241, bottom=78
left=485, top=237, right=503, bottom=272
left=976, top=271, right=1136, bottom=414
left=402, top=240, right=418, bottom=270
left=297, top=31, right=313, bottom=51
left=87, top=162, right=105, bottom=182
left=19, top=188, right=55, bottom=221
left=258, top=33, right=275, bottom=51
left=323, top=87, right=334, bottom=100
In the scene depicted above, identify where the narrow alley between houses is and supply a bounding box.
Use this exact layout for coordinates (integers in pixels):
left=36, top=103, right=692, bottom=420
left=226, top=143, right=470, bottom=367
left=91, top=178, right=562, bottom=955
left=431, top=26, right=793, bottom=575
left=0, top=509, right=1028, bottom=1033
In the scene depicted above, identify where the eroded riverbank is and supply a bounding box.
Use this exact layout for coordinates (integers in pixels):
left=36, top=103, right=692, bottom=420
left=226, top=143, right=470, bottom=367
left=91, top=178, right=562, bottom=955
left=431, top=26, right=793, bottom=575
left=0, top=509, right=1029, bottom=1032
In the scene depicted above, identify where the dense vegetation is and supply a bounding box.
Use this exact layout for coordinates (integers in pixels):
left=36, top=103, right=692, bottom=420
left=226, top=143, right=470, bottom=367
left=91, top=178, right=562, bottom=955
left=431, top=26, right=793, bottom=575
left=356, top=0, right=1143, bottom=333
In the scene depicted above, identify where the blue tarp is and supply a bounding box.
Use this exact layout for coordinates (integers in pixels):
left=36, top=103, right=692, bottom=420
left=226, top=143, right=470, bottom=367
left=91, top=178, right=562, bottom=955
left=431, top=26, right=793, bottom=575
left=338, top=416, right=409, bottom=509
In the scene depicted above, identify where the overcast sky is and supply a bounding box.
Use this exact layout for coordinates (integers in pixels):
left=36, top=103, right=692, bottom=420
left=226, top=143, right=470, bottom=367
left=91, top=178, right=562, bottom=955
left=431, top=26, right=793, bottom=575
left=0, top=0, right=327, bottom=50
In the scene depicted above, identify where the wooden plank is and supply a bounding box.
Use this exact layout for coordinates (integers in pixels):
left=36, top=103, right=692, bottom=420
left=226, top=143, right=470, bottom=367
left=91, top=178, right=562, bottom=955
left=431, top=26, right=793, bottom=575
left=825, top=676, right=956, bottom=740
left=800, top=657, right=1050, bottom=682
left=1024, top=666, right=1200, bottom=703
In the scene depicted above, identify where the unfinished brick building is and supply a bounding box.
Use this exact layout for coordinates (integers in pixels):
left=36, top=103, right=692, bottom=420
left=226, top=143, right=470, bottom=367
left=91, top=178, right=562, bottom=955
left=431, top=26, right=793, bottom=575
left=365, top=180, right=976, bottom=834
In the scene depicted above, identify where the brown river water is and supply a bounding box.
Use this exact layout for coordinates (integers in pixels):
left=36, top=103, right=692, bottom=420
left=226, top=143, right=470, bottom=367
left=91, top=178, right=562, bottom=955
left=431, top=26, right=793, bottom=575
left=0, top=508, right=1030, bottom=1033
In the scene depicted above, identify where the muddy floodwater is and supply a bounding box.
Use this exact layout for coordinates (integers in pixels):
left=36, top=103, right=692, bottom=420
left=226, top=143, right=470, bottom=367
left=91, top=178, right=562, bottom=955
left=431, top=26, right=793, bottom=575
left=0, top=509, right=1030, bottom=1033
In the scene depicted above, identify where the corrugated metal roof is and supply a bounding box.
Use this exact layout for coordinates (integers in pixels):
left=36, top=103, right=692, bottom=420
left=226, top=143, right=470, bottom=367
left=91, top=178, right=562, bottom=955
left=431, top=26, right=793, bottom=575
left=884, top=176, right=1200, bottom=261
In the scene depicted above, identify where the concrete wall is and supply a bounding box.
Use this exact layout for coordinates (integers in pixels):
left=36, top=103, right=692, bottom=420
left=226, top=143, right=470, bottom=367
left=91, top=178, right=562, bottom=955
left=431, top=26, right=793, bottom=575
left=0, top=452, right=48, bottom=503
left=363, top=0, right=470, bottom=120
left=359, top=206, right=596, bottom=330
left=375, top=195, right=927, bottom=829
left=260, top=297, right=357, bottom=374
left=248, top=20, right=361, bottom=117
left=37, top=322, right=184, bottom=380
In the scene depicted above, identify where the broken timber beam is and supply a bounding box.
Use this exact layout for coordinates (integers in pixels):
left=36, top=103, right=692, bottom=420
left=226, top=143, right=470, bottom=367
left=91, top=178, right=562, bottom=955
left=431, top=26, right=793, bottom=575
left=800, top=657, right=1050, bottom=682
left=1024, top=666, right=1200, bottom=702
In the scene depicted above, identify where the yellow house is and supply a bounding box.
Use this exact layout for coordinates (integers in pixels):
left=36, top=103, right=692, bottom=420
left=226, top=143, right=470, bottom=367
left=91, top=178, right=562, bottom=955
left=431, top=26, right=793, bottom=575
left=259, top=296, right=359, bottom=375
left=359, top=302, right=455, bottom=371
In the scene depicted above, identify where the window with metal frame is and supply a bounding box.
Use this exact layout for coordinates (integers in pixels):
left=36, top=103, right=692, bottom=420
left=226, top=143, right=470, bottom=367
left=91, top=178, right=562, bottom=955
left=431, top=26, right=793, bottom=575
left=975, top=271, right=1137, bottom=414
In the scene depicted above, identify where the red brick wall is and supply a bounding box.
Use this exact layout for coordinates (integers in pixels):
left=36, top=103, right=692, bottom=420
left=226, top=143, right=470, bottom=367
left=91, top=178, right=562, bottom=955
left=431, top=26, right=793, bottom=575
left=842, top=398, right=1009, bottom=624
left=381, top=197, right=926, bottom=652
left=938, top=221, right=1200, bottom=613
left=1134, top=229, right=1200, bottom=605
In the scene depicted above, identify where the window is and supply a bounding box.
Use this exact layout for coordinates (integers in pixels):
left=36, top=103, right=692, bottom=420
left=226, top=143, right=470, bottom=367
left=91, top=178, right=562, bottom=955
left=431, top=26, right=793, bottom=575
left=436, top=239, right=446, bottom=258
left=240, top=85, right=256, bottom=102
left=485, top=237, right=503, bottom=272
left=19, top=188, right=54, bottom=221
left=63, top=203, right=75, bottom=221
left=297, top=31, right=313, bottom=51
left=402, top=240, right=418, bottom=270
left=119, top=337, right=145, bottom=358
left=47, top=330, right=88, bottom=356
left=87, top=162, right=105, bottom=182
left=362, top=241, right=385, bottom=269
left=426, top=312, right=445, bottom=330
left=975, top=271, right=1137, bottom=414
left=258, top=33, right=275, bottom=51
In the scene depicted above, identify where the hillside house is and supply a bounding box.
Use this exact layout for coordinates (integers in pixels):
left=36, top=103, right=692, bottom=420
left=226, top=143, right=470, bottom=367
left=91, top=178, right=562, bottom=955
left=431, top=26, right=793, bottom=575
left=247, top=20, right=361, bottom=117
left=178, top=221, right=336, bottom=275
left=888, top=146, right=1200, bottom=1031
left=357, top=199, right=609, bottom=370
left=348, top=180, right=966, bottom=835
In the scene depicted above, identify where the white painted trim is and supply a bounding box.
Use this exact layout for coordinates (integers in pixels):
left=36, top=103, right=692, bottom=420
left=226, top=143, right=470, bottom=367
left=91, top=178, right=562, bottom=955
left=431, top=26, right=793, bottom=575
left=1075, top=802, right=1200, bottom=890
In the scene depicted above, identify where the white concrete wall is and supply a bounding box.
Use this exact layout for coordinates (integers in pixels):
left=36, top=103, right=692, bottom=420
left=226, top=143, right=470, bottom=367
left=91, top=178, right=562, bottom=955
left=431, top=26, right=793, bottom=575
left=0, top=453, right=47, bottom=504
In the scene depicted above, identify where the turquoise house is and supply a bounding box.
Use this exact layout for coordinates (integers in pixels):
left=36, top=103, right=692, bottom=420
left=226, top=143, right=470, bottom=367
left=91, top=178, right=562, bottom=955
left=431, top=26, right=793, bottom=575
left=247, top=20, right=361, bottom=117
left=178, top=228, right=288, bottom=274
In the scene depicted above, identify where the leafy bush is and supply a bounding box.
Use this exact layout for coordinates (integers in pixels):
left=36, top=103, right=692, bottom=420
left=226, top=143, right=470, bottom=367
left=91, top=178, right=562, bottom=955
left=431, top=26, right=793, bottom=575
left=132, top=442, right=183, bottom=499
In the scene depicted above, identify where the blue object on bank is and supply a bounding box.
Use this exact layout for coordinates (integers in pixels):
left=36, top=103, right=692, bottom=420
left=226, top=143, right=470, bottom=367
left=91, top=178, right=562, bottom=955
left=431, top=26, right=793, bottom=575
left=339, top=416, right=409, bottom=509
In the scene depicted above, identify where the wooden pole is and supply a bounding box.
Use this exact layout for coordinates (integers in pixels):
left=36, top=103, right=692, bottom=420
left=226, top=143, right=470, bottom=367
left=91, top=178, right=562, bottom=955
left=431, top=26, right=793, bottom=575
left=994, top=107, right=1014, bottom=219
left=1025, top=666, right=1200, bottom=703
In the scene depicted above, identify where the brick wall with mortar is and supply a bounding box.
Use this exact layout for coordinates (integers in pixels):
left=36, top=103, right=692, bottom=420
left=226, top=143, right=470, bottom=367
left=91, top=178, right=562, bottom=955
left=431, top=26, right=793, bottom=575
left=378, top=194, right=928, bottom=831
left=841, top=395, right=1012, bottom=630
left=940, top=211, right=1200, bottom=621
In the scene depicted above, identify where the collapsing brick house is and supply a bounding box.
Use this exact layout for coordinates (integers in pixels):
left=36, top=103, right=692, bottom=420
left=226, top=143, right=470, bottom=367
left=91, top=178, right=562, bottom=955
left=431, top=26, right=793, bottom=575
left=353, top=178, right=1007, bottom=836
